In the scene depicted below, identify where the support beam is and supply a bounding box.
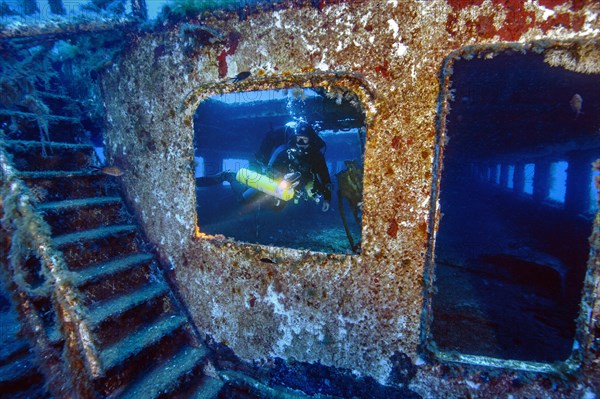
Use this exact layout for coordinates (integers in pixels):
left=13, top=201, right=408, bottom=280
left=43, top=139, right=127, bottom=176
left=565, top=151, right=596, bottom=215
left=533, top=160, right=550, bottom=203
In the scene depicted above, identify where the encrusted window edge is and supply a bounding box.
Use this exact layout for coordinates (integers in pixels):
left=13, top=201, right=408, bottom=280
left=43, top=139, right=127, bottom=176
left=186, top=72, right=376, bottom=259
left=420, top=39, right=600, bottom=376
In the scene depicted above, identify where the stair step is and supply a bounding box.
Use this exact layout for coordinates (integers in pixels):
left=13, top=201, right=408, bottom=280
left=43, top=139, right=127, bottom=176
left=94, top=319, right=193, bottom=397
left=0, top=109, right=80, bottom=123
left=18, top=170, right=98, bottom=179
left=0, top=339, right=29, bottom=368
left=55, top=224, right=139, bottom=270
left=118, top=345, right=209, bottom=399
left=75, top=254, right=155, bottom=306
left=94, top=289, right=174, bottom=349
left=21, top=172, right=116, bottom=203
left=37, top=196, right=122, bottom=212
left=218, top=370, right=316, bottom=399
left=5, top=382, right=52, bottom=399
left=87, top=281, right=168, bottom=327
left=54, top=224, right=137, bottom=247
left=0, top=353, right=44, bottom=394
left=3, top=139, right=93, bottom=150
left=38, top=92, right=83, bottom=117
left=72, top=253, right=154, bottom=286
left=39, top=197, right=126, bottom=235
left=0, top=109, right=84, bottom=143
left=0, top=310, right=26, bottom=367
left=0, top=292, right=50, bottom=399
left=190, top=376, right=225, bottom=399
left=3, top=140, right=95, bottom=173
left=172, top=374, right=225, bottom=399
left=99, top=314, right=188, bottom=372
left=0, top=353, right=36, bottom=381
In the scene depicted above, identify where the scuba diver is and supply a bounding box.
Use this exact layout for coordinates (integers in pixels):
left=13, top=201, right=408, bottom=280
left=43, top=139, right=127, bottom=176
left=197, top=120, right=332, bottom=212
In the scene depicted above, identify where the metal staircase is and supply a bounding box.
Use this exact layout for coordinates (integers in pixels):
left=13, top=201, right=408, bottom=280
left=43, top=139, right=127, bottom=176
left=0, top=73, right=325, bottom=399
left=0, top=90, right=226, bottom=398
left=0, top=281, right=51, bottom=399
left=0, top=36, right=337, bottom=399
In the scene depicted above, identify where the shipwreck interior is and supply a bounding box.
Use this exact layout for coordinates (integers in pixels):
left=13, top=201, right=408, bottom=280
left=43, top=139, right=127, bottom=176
left=0, top=1, right=600, bottom=399
left=194, top=88, right=365, bottom=253
left=430, top=52, right=600, bottom=363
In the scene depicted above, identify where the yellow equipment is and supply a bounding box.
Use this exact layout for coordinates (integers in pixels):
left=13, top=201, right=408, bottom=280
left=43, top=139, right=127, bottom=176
left=236, top=168, right=295, bottom=201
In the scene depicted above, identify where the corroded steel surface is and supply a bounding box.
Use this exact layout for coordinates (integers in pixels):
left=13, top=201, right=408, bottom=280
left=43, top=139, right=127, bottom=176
left=101, top=0, right=600, bottom=396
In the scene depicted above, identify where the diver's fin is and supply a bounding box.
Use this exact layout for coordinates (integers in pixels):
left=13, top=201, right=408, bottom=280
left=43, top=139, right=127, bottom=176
left=196, top=171, right=235, bottom=187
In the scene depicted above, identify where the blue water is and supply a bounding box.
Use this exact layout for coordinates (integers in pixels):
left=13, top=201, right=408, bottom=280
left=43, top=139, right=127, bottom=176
left=194, top=88, right=365, bottom=254
left=548, top=160, right=568, bottom=203
left=432, top=52, right=600, bottom=362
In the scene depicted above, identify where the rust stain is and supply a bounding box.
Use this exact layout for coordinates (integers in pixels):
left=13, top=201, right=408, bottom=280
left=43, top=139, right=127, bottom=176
left=216, top=31, right=242, bottom=79
left=387, top=219, right=399, bottom=239
left=539, top=0, right=587, bottom=11
left=391, top=135, right=402, bottom=150
left=493, top=0, right=536, bottom=41
left=99, top=0, right=600, bottom=391
left=447, top=0, right=484, bottom=9
left=540, top=12, right=586, bottom=33
left=217, top=50, right=228, bottom=78
left=476, top=15, right=496, bottom=39
left=447, top=0, right=573, bottom=41
left=374, top=59, right=390, bottom=79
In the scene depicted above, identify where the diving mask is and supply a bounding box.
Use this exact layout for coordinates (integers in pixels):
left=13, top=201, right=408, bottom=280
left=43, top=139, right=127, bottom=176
left=295, top=135, right=309, bottom=148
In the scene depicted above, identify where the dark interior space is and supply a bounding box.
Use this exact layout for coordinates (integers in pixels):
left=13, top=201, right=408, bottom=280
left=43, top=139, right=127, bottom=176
left=431, top=52, right=600, bottom=362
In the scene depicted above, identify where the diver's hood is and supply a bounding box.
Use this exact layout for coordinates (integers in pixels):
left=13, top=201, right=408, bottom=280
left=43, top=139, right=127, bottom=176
left=284, top=121, right=326, bottom=152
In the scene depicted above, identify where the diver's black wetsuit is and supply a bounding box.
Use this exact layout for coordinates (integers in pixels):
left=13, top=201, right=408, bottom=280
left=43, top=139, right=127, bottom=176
left=196, top=124, right=332, bottom=209
left=255, top=126, right=332, bottom=203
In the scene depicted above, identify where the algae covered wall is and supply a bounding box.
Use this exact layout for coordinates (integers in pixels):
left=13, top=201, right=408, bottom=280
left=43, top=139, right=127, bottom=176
left=100, top=0, right=600, bottom=391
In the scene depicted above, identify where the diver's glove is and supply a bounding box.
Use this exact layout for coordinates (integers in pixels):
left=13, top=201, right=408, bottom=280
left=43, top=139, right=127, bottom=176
left=321, top=200, right=330, bottom=212
left=283, top=171, right=302, bottom=187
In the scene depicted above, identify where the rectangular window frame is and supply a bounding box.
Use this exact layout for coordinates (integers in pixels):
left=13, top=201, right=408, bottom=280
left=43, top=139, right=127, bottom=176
left=422, top=42, right=600, bottom=375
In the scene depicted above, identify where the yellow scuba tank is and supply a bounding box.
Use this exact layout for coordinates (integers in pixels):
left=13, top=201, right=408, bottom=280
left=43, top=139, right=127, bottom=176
left=236, top=168, right=295, bottom=201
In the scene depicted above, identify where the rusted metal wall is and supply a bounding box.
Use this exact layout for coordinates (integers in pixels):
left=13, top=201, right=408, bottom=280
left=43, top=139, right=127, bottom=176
left=101, top=0, right=600, bottom=396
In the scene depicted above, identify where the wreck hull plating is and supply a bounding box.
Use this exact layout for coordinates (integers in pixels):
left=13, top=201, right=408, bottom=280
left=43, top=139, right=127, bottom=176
left=99, top=0, right=600, bottom=396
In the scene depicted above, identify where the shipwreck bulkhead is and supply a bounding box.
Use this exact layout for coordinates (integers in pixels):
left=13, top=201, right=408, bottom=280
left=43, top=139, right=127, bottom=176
left=1, top=0, right=599, bottom=398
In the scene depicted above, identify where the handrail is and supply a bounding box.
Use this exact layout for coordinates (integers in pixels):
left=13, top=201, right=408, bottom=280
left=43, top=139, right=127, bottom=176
left=0, top=142, right=100, bottom=397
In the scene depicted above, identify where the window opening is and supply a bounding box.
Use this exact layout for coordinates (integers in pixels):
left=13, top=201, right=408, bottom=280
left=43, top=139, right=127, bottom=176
left=194, top=87, right=366, bottom=254
left=194, top=156, right=205, bottom=178
left=494, top=164, right=501, bottom=185
left=221, top=158, right=250, bottom=186
left=507, top=165, right=515, bottom=190
left=523, top=163, right=535, bottom=195
left=430, top=51, right=600, bottom=364
left=548, top=161, right=568, bottom=204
